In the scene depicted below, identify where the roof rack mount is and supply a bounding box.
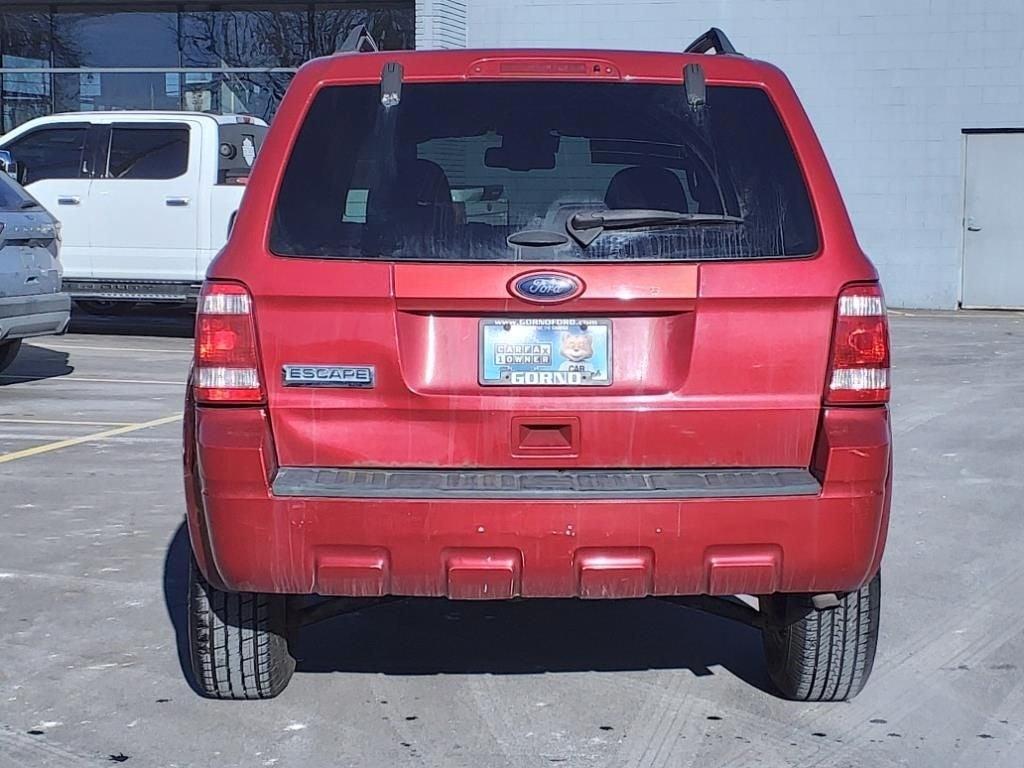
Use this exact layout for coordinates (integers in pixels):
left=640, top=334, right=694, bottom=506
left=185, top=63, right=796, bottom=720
left=339, top=24, right=380, bottom=53
left=684, top=27, right=741, bottom=56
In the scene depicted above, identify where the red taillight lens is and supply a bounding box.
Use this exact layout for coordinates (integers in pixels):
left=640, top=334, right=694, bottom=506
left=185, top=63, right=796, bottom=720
left=193, top=281, right=264, bottom=403
left=826, top=284, right=890, bottom=405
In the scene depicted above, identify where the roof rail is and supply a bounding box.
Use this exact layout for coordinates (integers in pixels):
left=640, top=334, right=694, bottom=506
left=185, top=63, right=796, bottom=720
left=339, top=24, right=380, bottom=53
left=684, top=27, right=741, bottom=56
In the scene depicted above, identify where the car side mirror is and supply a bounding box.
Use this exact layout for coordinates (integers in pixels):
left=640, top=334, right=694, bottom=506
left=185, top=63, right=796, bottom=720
left=0, top=149, right=15, bottom=179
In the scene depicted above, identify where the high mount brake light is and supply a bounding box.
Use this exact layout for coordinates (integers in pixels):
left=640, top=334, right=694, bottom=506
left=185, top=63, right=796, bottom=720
left=826, top=284, right=890, bottom=405
left=193, top=282, right=264, bottom=403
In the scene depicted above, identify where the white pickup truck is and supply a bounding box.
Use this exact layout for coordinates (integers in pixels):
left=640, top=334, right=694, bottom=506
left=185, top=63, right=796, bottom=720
left=0, top=111, right=267, bottom=309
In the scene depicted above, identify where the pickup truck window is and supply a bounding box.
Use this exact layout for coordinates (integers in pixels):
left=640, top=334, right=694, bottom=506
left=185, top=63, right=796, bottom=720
left=106, top=125, right=189, bottom=180
left=4, top=126, right=87, bottom=184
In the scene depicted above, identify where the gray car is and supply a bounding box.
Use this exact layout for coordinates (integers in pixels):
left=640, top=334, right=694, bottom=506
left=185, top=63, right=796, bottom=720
left=0, top=153, right=71, bottom=373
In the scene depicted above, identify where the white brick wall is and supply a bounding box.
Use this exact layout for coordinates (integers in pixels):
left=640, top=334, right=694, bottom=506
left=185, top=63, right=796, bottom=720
left=416, top=0, right=468, bottom=49
left=461, top=0, right=1024, bottom=308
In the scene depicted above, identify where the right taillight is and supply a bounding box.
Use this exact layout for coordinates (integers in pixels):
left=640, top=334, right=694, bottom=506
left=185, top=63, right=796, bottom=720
left=825, top=283, right=890, bottom=405
left=193, top=281, right=264, bottom=404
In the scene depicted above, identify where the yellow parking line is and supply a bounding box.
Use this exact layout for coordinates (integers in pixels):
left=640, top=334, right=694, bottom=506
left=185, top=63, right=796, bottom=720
left=0, top=375, right=182, bottom=385
left=0, top=418, right=137, bottom=427
left=0, top=414, right=183, bottom=465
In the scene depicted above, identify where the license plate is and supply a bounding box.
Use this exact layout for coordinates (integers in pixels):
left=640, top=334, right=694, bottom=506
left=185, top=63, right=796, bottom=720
left=479, top=318, right=612, bottom=386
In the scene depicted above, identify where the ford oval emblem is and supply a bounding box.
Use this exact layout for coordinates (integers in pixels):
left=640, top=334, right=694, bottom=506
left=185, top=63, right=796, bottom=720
left=510, top=272, right=583, bottom=303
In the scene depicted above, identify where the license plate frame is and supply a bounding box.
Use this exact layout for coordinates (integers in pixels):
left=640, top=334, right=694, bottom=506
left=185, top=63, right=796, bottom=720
left=478, top=318, right=613, bottom=387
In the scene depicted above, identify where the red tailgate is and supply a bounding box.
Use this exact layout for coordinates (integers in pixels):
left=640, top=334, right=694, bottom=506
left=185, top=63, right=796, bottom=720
left=254, top=259, right=831, bottom=469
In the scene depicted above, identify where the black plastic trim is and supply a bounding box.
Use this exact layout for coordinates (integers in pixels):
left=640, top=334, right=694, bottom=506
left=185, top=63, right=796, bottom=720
left=961, top=128, right=1024, bottom=134
left=339, top=24, right=379, bottom=53
left=272, top=467, right=820, bottom=500
left=684, top=27, right=741, bottom=56
left=64, top=277, right=201, bottom=300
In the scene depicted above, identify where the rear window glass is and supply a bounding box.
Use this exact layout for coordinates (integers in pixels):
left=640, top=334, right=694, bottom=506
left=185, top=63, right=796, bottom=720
left=0, top=173, right=34, bottom=211
left=271, top=82, right=818, bottom=262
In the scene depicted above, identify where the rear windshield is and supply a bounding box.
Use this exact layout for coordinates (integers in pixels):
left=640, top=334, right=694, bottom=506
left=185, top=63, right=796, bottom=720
left=0, top=173, right=36, bottom=212
left=271, top=82, right=818, bottom=262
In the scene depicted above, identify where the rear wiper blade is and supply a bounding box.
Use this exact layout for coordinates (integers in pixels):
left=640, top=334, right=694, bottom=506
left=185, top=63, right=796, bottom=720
left=567, top=209, right=744, bottom=247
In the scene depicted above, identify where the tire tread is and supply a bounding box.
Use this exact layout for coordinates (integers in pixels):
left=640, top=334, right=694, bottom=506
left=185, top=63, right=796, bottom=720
left=187, top=557, right=295, bottom=700
left=762, top=571, right=881, bottom=702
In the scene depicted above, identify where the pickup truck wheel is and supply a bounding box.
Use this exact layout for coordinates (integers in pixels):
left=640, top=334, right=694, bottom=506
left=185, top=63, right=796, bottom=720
left=0, top=340, right=23, bottom=374
left=188, top=555, right=296, bottom=699
left=761, top=571, right=881, bottom=702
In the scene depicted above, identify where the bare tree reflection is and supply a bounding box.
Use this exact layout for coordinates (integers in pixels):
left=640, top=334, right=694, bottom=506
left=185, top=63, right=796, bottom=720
left=1, top=9, right=82, bottom=66
left=1, top=9, right=82, bottom=128
left=314, top=8, right=414, bottom=55
left=177, top=7, right=413, bottom=120
left=1, top=5, right=413, bottom=128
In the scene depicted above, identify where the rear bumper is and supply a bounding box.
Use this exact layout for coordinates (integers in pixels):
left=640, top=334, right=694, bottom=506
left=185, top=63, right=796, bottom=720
left=0, top=293, right=71, bottom=341
left=185, top=406, right=891, bottom=599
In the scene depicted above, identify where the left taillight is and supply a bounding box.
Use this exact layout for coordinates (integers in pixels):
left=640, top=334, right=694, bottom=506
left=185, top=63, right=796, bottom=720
left=193, top=281, right=264, bottom=404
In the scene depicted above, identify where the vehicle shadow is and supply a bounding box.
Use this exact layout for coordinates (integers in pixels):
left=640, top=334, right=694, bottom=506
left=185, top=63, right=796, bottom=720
left=69, top=303, right=194, bottom=339
left=163, top=523, right=202, bottom=695
left=0, top=342, right=73, bottom=385
left=164, top=523, right=774, bottom=695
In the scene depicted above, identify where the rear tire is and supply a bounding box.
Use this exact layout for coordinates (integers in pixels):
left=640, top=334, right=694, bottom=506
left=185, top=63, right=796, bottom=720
left=187, top=555, right=296, bottom=699
left=0, top=339, right=23, bottom=374
left=761, top=571, right=881, bottom=701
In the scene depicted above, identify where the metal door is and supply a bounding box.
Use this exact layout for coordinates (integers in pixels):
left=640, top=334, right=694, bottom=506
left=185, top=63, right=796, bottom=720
left=962, top=131, right=1024, bottom=309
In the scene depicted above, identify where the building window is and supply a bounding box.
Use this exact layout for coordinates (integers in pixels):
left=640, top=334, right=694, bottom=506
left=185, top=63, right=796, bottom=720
left=52, top=7, right=180, bottom=68
left=181, top=8, right=312, bottom=68
left=0, top=6, right=50, bottom=65
left=1, top=5, right=52, bottom=129
left=53, top=71, right=183, bottom=114
left=2, top=72, right=50, bottom=130
left=0, top=2, right=415, bottom=132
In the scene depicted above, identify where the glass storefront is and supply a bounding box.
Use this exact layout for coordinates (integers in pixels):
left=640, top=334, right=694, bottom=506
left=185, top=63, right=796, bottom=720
left=0, top=3, right=414, bottom=131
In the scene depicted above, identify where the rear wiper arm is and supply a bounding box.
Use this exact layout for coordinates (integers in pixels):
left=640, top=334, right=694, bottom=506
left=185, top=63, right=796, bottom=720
left=567, top=208, right=744, bottom=247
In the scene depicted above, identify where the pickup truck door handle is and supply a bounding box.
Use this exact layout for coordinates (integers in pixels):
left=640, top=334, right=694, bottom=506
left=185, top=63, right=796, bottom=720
left=57, top=196, right=80, bottom=206
left=165, top=197, right=190, bottom=207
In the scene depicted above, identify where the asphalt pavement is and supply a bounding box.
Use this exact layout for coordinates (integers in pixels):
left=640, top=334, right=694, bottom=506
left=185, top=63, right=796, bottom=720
left=0, top=308, right=1022, bottom=768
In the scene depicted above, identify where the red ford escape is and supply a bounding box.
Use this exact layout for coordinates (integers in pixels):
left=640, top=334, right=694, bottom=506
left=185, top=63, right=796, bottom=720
left=183, top=28, right=892, bottom=701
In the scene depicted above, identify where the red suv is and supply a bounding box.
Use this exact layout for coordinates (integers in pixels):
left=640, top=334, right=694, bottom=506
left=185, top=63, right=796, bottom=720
left=184, top=29, right=891, bottom=701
